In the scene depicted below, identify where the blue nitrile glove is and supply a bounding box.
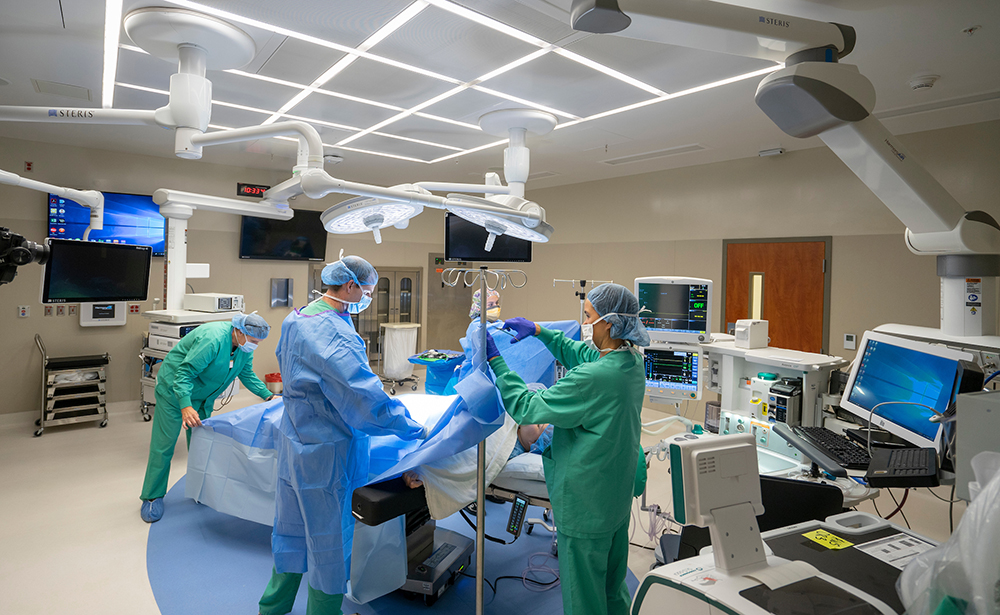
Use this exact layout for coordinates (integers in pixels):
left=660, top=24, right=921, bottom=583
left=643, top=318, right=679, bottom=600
left=502, top=317, right=537, bottom=342
left=485, top=332, right=502, bottom=361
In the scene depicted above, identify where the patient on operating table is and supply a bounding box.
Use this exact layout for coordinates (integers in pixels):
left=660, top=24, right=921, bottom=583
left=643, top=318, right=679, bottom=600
left=401, top=423, right=552, bottom=489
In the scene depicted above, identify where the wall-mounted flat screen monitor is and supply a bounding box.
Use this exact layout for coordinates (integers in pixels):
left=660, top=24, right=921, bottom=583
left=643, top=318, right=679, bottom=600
left=444, top=213, right=532, bottom=262
left=840, top=331, right=971, bottom=449
left=47, top=192, right=165, bottom=256
left=41, top=239, right=151, bottom=304
left=240, top=209, right=327, bottom=261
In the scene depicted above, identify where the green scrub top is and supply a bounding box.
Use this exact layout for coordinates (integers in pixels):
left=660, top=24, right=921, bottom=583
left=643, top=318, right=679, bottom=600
left=491, top=327, right=646, bottom=538
left=155, top=320, right=272, bottom=410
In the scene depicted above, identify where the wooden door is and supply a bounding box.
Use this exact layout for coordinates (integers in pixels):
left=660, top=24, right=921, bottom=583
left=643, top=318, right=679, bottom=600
left=725, top=240, right=828, bottom=353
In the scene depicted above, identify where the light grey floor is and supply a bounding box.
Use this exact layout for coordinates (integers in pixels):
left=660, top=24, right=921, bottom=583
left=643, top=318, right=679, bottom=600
left=0, top=371, right=966, bottom=615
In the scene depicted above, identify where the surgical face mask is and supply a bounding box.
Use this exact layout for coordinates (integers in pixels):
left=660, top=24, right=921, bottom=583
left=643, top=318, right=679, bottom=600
left=345, top=291, right=373, bottom=314
left=582, top=311, right=641, bottom=352
left=581, top=314, right=610, bottom=352
left=486, top=307, right=501, bottom=322
left=237, top=332, right=258, bottom=353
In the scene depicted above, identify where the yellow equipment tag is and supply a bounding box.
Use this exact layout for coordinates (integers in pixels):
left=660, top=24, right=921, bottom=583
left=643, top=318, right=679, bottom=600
left=802, top=529, right=855, bottom=550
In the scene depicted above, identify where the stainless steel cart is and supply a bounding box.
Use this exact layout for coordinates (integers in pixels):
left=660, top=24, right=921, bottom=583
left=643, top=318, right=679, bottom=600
left=34, top=334, right=110, bottom=437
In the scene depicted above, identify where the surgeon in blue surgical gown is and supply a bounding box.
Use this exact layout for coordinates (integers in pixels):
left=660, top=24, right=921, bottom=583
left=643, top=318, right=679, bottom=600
left=259, top=253, right=425, bottom=615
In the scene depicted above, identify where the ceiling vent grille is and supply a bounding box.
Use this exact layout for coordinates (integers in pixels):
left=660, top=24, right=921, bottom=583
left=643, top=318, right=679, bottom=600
left=31, top=79, right=91, bottom=101
left=601, top=144, right=706, bottom=166
left=528, top=171, right=559, bottom=180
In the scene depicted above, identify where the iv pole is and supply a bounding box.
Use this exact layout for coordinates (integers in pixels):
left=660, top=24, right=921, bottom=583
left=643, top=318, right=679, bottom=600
left=553, top=279, right=613, bottom=323
left=441, top=266, right=527, bottom=615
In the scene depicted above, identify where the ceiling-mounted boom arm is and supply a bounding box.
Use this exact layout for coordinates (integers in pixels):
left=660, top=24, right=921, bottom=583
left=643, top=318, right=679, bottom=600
left=0, top=168, right=105, bottom=237
left=571, top=0, right=854, bottom=64
left=570, top=0, right=1000, bottom=257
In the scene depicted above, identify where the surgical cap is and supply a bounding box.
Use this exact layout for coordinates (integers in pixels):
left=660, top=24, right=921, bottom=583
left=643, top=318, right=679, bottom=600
left=470, top=288, right=501, bottom=319
left=587, top=283, right=650, bottom=347
left=233, top=311, right=270, bottom=340
left=322, top=251, right=379, bottom=286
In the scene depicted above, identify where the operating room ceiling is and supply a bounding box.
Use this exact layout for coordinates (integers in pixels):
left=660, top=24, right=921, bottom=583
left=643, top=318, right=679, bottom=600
left=0, top=0, right=997, bottom=189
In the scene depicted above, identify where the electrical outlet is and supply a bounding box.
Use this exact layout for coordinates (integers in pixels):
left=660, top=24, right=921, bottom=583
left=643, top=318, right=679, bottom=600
left=129, top=304, right=141, bottom=314
left=56, top=305, right=66, bottom=317
left=44, top=306, right=53, bottom=317
left=18, top=305, right=30, bottom=318
left=68, top=305, right=78, bottom=316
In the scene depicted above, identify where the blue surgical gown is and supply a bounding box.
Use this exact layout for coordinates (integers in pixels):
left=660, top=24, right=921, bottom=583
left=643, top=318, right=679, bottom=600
left=271, top=305, right=424, bottom=596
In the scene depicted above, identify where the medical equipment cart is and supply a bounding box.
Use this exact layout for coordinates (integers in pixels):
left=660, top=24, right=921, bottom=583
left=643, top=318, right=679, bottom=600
left=34, top=334, right=110, bottom=437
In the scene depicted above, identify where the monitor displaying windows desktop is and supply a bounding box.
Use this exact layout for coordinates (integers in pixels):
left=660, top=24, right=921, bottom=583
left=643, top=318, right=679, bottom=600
left=840, top=331, right=972, bottom=449
left=47, top=192, right=165, bottom=256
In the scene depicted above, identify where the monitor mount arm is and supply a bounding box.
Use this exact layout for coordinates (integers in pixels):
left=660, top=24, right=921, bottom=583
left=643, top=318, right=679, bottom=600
left=571, top=0, right=1000, bottom=338
left=0, top=168, right=105, bottom=239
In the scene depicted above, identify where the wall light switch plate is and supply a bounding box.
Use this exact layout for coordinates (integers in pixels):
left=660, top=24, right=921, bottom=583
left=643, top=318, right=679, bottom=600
left=844, top=333, right=856, bottom=350
left=56, top=305, right=66, bottom=317
left=18, top=305, right=29, bottom=318
left=44, top=306, right=53, bottom=317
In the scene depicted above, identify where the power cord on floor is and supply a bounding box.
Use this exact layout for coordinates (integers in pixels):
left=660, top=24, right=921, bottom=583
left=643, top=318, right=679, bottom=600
left=459, top=508, right=517, bottom=545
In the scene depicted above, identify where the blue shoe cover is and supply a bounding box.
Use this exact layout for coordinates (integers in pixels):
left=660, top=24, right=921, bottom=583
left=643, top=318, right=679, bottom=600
left=141, top=498, right=164, bottom=523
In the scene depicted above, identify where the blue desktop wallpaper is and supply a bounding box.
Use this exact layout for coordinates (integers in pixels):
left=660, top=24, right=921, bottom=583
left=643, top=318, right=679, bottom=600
left=847, top=339, right=958, bottom=442
left=47, top=192, right=165, bottom=255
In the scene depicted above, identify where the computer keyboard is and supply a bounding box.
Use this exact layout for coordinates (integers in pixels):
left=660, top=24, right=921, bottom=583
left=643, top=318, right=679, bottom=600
left=866, top=447, right=939, bottom=488
left=791, top=426, right=872, bottom=470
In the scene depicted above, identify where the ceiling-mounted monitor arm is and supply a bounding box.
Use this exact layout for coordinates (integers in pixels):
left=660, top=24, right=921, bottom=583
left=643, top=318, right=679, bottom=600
left=570, top=0, right=854, bottom=63
left=571, top=0, right=1000, bottom=339
left=0, top=169, right=105, bottom=238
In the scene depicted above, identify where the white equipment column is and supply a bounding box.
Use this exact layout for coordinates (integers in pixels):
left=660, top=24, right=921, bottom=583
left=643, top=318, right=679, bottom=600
left=161, top=204, right=193, bottom=311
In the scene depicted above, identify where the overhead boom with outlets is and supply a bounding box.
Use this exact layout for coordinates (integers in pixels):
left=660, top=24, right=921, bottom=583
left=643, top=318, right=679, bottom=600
left=571, top=0, right=1000, bottom=338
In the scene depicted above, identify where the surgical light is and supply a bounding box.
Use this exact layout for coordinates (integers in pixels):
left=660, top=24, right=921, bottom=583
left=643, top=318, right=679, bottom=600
left=321, top=195, right=424, bottom=245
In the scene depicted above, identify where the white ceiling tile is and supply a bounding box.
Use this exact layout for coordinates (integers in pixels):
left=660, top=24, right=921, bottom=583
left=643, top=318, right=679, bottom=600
left=373, top=5, right=539, bottom=82
left=451, top=0, right=577, bottom=43
left=116, top=49, right=178, bottom=92
left=321, top=57, right=460, bottom=110
left=564, top=36, right=775, bottom=95
left=209, top=105, right=271, bottom=128
left=209, top=70, right=301, bottom=115
left=482, top=52, right=654, bottom=118
left=420, top=88, right=523, bottom=124
left=381, top=114, right=496, bottom=150
left=289, top=92, right=398, bottom=130
left=348, top=133, right=447, bottom=161
left=166, top=0, right=415, bottom=49
left=257, top=37, right=348, bottom=85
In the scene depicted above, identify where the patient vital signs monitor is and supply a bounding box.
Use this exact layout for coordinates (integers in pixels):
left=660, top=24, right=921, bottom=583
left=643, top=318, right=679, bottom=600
left=635, top=277, right=712, bottom=344
left=841, top=331, right=971, bottom=449
left=636, top=277, right=713, bottom=402
left=644, top=348, right=700, bottom=400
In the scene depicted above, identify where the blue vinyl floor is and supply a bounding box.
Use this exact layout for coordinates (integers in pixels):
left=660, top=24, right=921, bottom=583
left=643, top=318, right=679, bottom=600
left=148, top=476, right=638, bottom=614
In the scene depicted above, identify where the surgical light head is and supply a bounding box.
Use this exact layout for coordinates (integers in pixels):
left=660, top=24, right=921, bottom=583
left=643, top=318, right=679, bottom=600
left=320, top=188, right=426, bottom=245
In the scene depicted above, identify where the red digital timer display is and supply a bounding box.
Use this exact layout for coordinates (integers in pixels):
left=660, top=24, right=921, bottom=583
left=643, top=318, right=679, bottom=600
left=237, top=183, right=270, bottom=197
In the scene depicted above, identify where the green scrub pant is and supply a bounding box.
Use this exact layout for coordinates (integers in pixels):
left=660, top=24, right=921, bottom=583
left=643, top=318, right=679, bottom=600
left=557, top=521, right=631, bottom=615
left=259, top=567, right=343, bottom=615
left=139, top=399, right=212, bottom=501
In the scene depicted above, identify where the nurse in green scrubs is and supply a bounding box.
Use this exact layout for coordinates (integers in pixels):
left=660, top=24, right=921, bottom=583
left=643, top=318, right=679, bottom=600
left=485, top=283, right=650, bottom=615
left=139, top=312, right=275, bottom=523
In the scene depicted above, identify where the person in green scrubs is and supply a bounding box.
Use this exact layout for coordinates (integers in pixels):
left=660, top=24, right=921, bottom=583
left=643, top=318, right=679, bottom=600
left=485, top=283, right=650, bottom=615
left=139, top=312, right=276, bottom=523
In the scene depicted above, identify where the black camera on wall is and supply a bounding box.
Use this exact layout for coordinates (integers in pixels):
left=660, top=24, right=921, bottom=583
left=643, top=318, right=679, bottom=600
left=0, top=227, right=49, bottom=285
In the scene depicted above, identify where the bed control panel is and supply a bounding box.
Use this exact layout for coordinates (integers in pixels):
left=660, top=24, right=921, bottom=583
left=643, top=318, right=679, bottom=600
left=507, top=494, right=529, bottom=538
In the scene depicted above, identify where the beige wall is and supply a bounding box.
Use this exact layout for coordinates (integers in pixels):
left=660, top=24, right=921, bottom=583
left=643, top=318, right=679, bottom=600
left=1, top=119, right=997, bottom=415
